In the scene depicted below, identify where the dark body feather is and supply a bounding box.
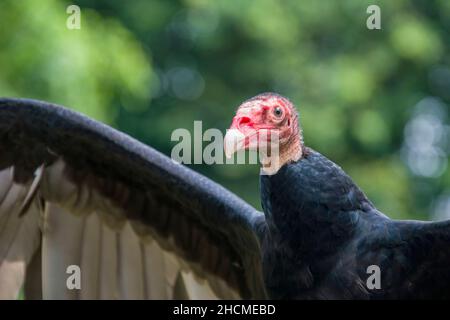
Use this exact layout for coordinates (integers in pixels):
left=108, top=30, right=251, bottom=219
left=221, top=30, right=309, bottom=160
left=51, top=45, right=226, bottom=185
left=260, top=147, right=450, bottom=299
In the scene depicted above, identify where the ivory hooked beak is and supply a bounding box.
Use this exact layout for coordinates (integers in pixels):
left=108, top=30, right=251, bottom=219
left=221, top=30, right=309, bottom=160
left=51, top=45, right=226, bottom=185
left=224, top=129, right=246, bottom=158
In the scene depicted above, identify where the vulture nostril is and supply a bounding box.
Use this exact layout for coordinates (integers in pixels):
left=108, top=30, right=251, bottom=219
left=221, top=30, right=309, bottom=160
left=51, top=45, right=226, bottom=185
left=238, top=116, right=251, bottom=127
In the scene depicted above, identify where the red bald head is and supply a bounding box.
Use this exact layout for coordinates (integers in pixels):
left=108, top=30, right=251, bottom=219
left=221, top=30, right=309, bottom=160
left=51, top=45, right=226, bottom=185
left=224, top=93, right=303, bottom=172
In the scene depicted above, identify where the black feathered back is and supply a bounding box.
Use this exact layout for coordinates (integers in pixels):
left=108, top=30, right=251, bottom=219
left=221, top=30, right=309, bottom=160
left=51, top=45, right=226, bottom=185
left=260, top=147, right=450, bottom=299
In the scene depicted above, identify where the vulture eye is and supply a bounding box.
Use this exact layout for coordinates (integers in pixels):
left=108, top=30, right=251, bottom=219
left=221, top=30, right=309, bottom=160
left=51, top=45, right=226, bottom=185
left=274, top=106, right=283, bottom=117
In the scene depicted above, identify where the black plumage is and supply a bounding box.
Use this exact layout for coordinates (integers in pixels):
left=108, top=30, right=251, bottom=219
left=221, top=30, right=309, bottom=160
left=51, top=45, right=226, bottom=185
left=260, top=147, right=450, bottom=299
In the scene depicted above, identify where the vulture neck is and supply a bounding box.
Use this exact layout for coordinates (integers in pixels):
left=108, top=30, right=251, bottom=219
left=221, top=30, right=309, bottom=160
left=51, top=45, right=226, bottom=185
left=260, top=132, right=303, bottom=175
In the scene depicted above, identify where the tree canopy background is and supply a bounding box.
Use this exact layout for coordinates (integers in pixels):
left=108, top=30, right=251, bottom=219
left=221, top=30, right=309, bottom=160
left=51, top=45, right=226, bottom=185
left=1, top=0, right=450, bottom=220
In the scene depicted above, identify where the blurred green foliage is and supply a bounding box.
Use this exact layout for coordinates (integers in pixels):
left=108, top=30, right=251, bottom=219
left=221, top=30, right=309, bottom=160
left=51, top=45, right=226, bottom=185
left=1, top=0, right=450, bottom=220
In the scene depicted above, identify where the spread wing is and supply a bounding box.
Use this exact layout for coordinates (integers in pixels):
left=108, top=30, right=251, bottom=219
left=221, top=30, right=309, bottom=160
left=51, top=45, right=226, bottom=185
left=354, top=219, right=450, bottom=299
left=0, top=98, right=267, bottom=300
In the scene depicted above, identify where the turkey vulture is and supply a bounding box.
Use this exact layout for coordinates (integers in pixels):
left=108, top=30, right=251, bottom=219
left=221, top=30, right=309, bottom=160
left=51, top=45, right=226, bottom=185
left=1, top=94, right=450, bottom=300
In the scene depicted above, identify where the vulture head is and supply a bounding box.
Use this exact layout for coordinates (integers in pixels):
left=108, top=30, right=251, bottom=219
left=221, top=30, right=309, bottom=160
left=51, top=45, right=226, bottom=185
left=224, top=92, right=303, bottom=174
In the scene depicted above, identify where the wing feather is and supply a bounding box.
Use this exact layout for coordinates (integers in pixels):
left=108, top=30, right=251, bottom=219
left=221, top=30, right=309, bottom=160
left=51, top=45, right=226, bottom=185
left=41, top=203, right=85, bottom=299
left=0, top=167, right=41, bottom=299
left=0, top=197, right=40, bottom=299
left=98, top=220, right=119, bottom=299
left=117, top=222, right=145, bottom=299
left=79, top=212, right=101, bottom=299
